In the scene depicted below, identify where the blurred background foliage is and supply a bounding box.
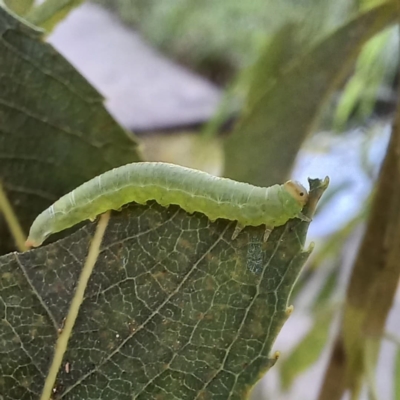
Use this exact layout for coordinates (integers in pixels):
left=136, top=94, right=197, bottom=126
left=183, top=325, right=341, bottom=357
left=95, top=0, right=354, bottom=84
left=94, top=0, right=398, bottom=119
left=2, top=0, right=400, bottom=399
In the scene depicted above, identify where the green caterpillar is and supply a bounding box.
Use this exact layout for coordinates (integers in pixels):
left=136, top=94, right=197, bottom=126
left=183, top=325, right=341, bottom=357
left=26, top=162, right=309, bottom=247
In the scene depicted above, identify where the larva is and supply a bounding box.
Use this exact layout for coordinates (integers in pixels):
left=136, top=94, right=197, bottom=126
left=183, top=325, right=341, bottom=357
left=25, top=162, right=308, bottom=247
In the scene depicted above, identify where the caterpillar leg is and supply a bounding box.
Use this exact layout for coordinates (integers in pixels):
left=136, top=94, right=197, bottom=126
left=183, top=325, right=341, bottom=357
left=263, top=226, right=273, bottom=242
left=232, top=222, right=244, bottom=240
left=297, top=213, right=311, bottom=222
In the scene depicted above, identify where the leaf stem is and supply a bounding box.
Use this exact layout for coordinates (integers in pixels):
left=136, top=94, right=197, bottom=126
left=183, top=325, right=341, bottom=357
left=0, top=181, right=27, bottom=252
left=25, top=0, right=84, bottom=31
left=40, top=212, right=110, bottom=400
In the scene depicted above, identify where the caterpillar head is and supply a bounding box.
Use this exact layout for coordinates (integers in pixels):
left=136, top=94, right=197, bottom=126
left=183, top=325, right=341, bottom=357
left=283, top=180, right=308, bottom=207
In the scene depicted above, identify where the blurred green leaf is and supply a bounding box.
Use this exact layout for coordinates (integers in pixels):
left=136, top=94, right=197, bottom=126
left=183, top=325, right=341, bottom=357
left=3, top=0, right=34, bottom=15
left=25, top=0, right=85, bottom=32
left=224, top=1, right=397, bottom=186
left=0, top=6, right=141, bottom=254
left=0, top=179, right=326, bottom=399
left=289, top=205, right=365, bottom=310
left=334, top=28, right=396, bottom=130
left=312, top=266, right=340, bottom=311
left=280, top=309, right=333, bottom=389
left=96, top=0, right=355, bottom=82
left=307, top=208, right=367, bottom=272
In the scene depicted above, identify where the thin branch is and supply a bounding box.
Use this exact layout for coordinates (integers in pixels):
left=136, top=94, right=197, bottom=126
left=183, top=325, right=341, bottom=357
left=317, top=5, right=400, bottom=396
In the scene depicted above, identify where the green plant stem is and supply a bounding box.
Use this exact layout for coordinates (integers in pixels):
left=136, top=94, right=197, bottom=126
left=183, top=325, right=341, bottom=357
left=25, top=0, right=85, bottom=31
left=3, top=0, right=34, bottom=15
left=0, top=181, right=27, bottom=252
left=39, top=212, right=110, bottom=400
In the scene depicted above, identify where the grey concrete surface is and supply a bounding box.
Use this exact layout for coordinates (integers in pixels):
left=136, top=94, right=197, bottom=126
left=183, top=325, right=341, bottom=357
left=47, top=2, right=222, bottom=131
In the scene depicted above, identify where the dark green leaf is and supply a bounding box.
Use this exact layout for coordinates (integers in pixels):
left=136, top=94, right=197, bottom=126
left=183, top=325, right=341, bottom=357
left=0, top=6, right=141, bottom=254
left=0, top=179, right=326, bottom=399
